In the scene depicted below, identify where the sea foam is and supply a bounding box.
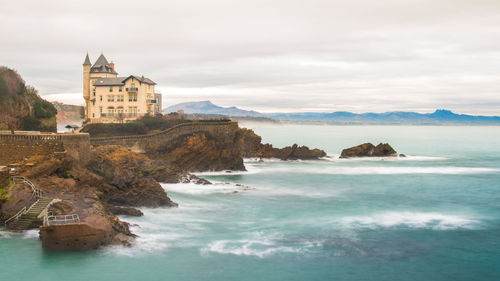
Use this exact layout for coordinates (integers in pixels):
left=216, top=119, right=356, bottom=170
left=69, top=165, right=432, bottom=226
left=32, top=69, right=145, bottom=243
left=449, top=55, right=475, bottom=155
left=246, top=165, right=499, bottom=175
left=161, top=182, right=253, bottom=195
left=340, top=211, right=479, bottom=230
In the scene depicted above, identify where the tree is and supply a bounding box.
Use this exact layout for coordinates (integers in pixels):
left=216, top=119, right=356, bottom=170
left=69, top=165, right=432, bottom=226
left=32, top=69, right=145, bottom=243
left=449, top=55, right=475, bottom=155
left=0, top=114, right=17, bottom=134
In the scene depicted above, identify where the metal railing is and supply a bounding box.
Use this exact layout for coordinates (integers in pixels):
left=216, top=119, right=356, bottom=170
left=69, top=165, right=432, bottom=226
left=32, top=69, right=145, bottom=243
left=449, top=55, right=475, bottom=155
left=12, top=176, right=42, bottom=198
left=4, top=207, right=27, bottom=225
left=3, top=198, right=42, bottom=226
left=44, top=213, right=80, bottom=226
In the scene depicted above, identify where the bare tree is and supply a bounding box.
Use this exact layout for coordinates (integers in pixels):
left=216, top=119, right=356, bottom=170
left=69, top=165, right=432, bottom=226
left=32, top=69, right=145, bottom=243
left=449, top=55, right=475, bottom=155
left=0, top=114, right=17, bottom=134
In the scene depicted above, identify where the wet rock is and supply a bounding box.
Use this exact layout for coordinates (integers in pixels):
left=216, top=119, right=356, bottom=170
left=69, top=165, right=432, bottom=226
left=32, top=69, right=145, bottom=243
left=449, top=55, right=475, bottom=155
left=237, top=128, right=327, bottom=160
left=107, top=206, right=144, bottom=217
left=340, top=143, right=399, bottom=158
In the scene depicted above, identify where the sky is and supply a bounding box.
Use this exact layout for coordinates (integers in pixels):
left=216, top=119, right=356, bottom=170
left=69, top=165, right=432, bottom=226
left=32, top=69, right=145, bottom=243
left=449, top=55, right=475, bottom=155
left=1, top=0, right=499, bottom=115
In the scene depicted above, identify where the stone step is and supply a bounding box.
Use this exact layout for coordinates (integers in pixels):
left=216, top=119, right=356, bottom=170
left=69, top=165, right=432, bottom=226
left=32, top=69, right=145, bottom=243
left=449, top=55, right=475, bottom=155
left=6, top=198, right=54, bottom=231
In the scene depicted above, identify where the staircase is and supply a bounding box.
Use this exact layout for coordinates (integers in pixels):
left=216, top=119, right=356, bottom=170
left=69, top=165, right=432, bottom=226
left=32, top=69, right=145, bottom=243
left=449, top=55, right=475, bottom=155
left=6, top=198, right=54, bottom=231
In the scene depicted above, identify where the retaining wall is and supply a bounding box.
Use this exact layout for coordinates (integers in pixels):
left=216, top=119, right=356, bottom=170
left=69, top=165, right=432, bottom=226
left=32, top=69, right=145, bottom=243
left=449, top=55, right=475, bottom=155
left=90, top=121, right=239, bottom=153
left=0, top=133, right=91, bottom=165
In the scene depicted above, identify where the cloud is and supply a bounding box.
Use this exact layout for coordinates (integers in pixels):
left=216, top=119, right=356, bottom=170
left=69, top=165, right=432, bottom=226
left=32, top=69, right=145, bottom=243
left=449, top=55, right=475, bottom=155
left=1, top=0, right=500, bottom=114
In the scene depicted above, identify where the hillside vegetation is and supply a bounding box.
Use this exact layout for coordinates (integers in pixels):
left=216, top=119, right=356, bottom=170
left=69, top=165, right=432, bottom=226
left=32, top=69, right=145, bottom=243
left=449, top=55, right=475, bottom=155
left=81, top=114, right=230, bottom=138
left=0, top=66, right=57, bottom=132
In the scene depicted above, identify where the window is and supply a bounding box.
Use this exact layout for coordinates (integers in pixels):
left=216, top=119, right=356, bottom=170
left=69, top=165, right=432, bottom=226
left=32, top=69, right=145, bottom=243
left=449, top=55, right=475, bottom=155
left=108, top=95, right=115, bottom=102
left=99, top=107, right=102, bottom=113
left=119, top=86, right=123, bottom=92
left=117, top=95, right=124, bottom=102
left=92, top=100, right=95, bottom=106
left=100, top=96, right=102, bottom=102
left=117, top=107, right=124, bottom=116
left=92, top=113, right=95, bottom=118
left=109, top=86, right=113, bottom=92
left=128, top=106, right=137, bottom=117
left=128, top=93, right=137, bottom=102
left=108, top=107, right=114, bottom=117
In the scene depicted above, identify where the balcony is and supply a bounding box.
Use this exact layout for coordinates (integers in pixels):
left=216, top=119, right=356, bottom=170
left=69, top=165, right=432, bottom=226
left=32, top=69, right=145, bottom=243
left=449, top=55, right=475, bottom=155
left=126, top=87, right=138, bottom=92
left=100, top=113, right=145, bottom=118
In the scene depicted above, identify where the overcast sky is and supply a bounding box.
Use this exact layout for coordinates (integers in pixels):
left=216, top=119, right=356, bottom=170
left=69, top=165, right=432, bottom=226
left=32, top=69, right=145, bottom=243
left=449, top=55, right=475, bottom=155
left=1, top=0, right=499, bottom=114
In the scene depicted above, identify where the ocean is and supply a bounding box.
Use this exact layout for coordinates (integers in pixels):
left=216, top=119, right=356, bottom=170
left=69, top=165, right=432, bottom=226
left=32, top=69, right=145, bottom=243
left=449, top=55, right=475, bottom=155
left=1, top=124, right=500, bottom=281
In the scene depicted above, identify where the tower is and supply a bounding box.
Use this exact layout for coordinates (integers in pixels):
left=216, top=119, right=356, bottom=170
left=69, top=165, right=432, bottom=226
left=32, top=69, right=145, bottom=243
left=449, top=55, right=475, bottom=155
left=83, top=53, right=91, bottom=120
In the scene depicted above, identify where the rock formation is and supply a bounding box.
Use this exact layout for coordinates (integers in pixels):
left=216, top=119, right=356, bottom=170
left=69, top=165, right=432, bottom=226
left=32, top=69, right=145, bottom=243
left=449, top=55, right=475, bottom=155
left=340, top=143, right=400, bottom=158
left=153, top=132, right=245, bottom=172
left=237, top=128, right=327, bottom=160
left=0, top=144, right=211, bottom=250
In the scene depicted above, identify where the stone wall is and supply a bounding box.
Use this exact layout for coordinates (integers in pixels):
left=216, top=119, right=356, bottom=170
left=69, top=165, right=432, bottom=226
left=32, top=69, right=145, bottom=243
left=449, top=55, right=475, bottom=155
left=0, top=166, right=9, bottom=188
left=0, top=133, right=91, bottom=165
left=90, top=121, right=239, bottom=153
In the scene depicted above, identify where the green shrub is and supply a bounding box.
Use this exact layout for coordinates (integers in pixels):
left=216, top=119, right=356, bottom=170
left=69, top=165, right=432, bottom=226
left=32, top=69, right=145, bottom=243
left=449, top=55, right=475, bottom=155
left=22, top=116, right=42, bottom=131
left=34, top=100, right=57, bottom=118
left=81, top=122, right=147, bottom=137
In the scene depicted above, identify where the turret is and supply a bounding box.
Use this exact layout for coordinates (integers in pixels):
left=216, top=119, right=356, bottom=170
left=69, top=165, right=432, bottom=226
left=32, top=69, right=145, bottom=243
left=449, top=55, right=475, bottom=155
left=83, top=53, right=91, bottom=119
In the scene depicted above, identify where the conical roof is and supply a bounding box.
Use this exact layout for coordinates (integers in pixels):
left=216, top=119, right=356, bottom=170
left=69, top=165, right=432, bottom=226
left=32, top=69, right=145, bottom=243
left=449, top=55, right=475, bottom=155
left=83, top=53, right=91, bottom=65
left=90, top=54, right=117, bottom=74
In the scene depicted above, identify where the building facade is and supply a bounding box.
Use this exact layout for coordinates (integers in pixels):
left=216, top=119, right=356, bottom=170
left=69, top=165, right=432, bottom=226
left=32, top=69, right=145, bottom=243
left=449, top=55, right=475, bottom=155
left=83, top=53, right=162, bottom=123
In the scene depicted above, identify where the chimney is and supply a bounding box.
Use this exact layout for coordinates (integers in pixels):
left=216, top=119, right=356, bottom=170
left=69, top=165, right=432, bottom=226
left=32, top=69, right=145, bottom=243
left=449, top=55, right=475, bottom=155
left=110, top=61, right=115, bottom=70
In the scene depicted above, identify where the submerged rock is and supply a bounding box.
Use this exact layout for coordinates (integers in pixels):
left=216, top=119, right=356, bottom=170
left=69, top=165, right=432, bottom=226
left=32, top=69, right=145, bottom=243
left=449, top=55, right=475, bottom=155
left=340, top=143, right=399, bottom=158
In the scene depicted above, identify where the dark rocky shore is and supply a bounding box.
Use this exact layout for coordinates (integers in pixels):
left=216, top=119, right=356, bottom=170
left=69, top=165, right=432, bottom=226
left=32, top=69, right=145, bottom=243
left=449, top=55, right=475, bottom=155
left=340, top=143, right=403, bottom=158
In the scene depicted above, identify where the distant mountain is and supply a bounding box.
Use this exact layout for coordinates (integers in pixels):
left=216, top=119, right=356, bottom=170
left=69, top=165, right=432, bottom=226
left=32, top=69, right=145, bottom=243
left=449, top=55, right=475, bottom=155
left=164, top=101, right=264, bottom=117
left=164, top=101, right=500, bottom=125
left=267, top=109, right=500, bottom=125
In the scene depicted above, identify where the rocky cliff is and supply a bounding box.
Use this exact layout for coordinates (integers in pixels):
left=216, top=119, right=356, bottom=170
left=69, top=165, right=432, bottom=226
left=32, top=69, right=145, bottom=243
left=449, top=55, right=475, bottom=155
left=152, top=132, right=245, bottom=172
left=236, top=127, right=327, bottom=160
left=0, top=66, right=57, bottom=132
left=0, top=144, right=209, bottom=249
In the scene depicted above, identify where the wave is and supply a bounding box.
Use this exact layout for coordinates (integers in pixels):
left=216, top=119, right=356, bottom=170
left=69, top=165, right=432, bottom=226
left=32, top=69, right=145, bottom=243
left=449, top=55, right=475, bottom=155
left=339, top=211, right=479, bottom=230
left=322, top=155, right=449, bottom=162
left=200, top=232, right=310, bottom=258
left=161, top=182, right=254, bottom=195
left=0, top=228, right=39, bottom=239
left=246, top=165, right=499, bottom=175
left=194, top=169, right=258, bottom=176
left=107, top=204, right=214, bottom=256
left=201, top=239, right=302, bottom=258
left=244, top=157, right=283, bottom=163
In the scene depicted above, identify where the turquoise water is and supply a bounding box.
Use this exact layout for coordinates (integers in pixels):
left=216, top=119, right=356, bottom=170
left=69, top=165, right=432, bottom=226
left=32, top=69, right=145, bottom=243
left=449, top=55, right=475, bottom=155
left=2, top=125, right=500, bottom=281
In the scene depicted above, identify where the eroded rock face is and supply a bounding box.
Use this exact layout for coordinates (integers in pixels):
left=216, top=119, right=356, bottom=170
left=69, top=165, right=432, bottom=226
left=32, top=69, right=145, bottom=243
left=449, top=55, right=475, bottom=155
left=88, top=145, right=179, bottom=208
left=154, top=133, right=245, bottom=172
left=340, top=143, right=398, bottom=158
left=107, top=206, right=144, bottom=217
left=237, top=128, right=327, bottom=160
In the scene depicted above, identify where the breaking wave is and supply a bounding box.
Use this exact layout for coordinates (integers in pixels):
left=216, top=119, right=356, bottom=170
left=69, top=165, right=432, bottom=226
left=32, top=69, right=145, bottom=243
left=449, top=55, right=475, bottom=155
left=339, top=211, right=479, bottom=230
left=245, top=165, right=499, bottom=175
left=322, top=155, right=449, bottom=161
left=200, top=232, right=311, bottom=258
left=161, top=182, right=254, bottom=195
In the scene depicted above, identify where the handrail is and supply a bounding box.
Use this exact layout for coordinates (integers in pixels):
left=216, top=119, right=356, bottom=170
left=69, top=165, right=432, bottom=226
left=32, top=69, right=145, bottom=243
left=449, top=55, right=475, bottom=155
left=91, top=121, right=237, bottom=142
left=44, top=214, right=80, bottom=226
left=4, top=207, right=26, bottom=225
left=12, top=176, right=42, bottom=198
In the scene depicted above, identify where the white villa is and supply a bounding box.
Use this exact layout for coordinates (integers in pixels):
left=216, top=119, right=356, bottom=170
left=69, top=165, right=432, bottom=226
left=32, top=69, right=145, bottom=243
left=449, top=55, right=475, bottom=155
left=82, top=53, right=162, bottom=123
